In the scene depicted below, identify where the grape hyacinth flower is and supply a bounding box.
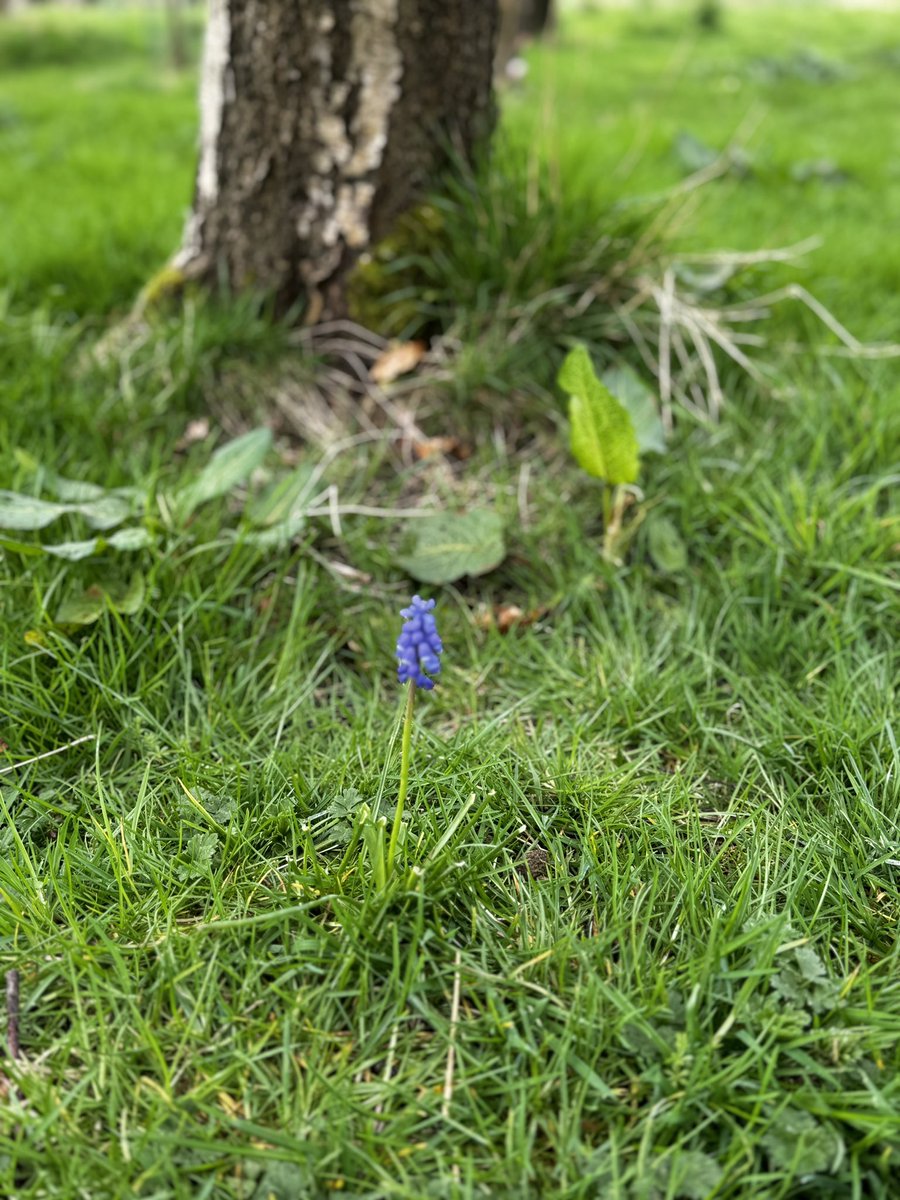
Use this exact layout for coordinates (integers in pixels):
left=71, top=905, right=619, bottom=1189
left=396, top=595, right=443, bottom=691
left=388, top=595, right=442, bottom=874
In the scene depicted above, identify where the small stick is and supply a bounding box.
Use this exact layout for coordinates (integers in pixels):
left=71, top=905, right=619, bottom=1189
left=373, top=1023, right=400, bottom=1135
left=441, top=950, right=463, bottom=1122
left=0, top=734, right=96, bottom=777
left=6, top=970, right=19, bottom=1061
left=442, top=950, right=463, bottom=1183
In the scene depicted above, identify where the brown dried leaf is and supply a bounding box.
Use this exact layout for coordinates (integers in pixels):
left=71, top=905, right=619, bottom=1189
left=304, top=289, right=325, bottom=327
left=475, top=603, right=548, bottom=633
left=411, top=436, right=472, bottom=461
left=371, top=340, right=427, bottom=384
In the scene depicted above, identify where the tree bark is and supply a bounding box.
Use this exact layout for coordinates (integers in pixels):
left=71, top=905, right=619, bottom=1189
left=517, top=0, right=553, bottom=36
left=174, top=0, right=498, bottom=317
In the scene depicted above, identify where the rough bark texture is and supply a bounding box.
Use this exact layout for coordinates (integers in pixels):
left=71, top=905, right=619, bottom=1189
left=176, top=0, right=498, bottom=315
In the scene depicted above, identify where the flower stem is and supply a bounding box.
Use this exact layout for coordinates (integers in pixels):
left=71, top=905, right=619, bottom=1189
left=602, top=484, right=619, bottom=561
left=388, top=681, right=415, bottom=875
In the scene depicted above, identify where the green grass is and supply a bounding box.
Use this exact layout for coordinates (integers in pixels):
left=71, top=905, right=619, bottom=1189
left=1, top=5, right=899, bottom=1198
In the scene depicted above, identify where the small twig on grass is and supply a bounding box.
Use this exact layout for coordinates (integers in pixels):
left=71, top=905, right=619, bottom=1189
left=0, top=734, right=97, bottom=777
left=442, top=950, right=463, bottom=1122
left=6, top=971, right=19, bottom=1062
left=373, top=1023, right=400, bottom=1135
left=442, top=950, right=463, bottom=1183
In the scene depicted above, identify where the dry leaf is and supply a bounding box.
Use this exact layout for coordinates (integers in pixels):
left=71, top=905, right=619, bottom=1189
left=475, top=603, right=548, bottom=633
left=304, top=288, right=325, bottom=326
left=411, top=435, right=472, bottom=461
left=371, top=340, right=427, bottom=384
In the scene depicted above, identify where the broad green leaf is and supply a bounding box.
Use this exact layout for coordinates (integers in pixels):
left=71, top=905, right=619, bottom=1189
left=177, top=427, right=272, bottom=518
left=0, top=488, right=135, bottom=533
left=643, top=1149, right=724, bottom=1200
left=55, top=590, right=106, bottom=626
left=327, top=788, right=366, bottom=821
left=646, top=514, right=688, bottom=573
left=397, top=509, right=506, bottom=584
left=13, top=450, right=140, bottom=503
left=762, top=1109, right=843, bottom=1175
left=43, top=538, right=104, bottom=561
left=55, top=572, right=146, bottom=626
left=114, top=572, right=146, bottom=615
left=247, top=1160, right=316, bottom=1199
left=34, top=527, right=151, bottom=561
left=106, top=527, right=153, bottom=551
left=188, top=830, right=219, bottom=864
left=558, top=346, right=639, bottom=485
left=176, top=831, right=220, bottom=880
left=602, top=366, right=666, bottom=455
left=771, top=943, right=839, bottom=1014
left=0, top=491, right=69, bottom=530
left=669, top=1151, right=724, bottom=1200
left=50, top=477, right=108, bottom=503
left=72, top=494, right=134, bottom=531
left=245, top=463, right=315, bottom=527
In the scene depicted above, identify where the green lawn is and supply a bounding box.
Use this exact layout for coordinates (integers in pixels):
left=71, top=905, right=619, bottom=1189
left=1, top=5, right=899, bottom=1198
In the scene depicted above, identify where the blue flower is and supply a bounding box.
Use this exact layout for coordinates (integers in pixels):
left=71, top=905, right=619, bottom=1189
left=396, top=595, right=443, bottom=690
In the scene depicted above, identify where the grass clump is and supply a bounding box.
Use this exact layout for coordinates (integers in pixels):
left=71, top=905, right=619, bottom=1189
left=348, top=158, right=658, bottom=391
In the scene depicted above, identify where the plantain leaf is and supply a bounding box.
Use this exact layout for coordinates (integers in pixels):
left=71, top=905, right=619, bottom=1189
left=245, top=463, right=315, bottom=527
left=397, top=509, right=506, bottom=584
left=558, top=346, right=639, bottom=485
left=13, top=450, right=142, bottom=505
left=602, top=366, right=666, bottom=455
left=55, top=591, right=107, bottom=627
left=177, top=427, right=272, bottom=519
left=113, top=572, right=146, bottom=615
left=0, top=491, right=69, bottom=530
left=43, top=538, right=105, bottom=562
left=106, top=527, right=153, bottom=552
left=10, top=526, right=153, bottom=562
left=75, top=494, right=135, bottom=530
left=55, top=572, right=146, bottom=627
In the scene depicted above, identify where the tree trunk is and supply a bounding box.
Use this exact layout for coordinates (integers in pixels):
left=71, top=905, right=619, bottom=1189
left=517, top=0, right=553, bottom=36
left=164, top=0, right=189, bottom=70
left=174, top=0, right=498, bottom=317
